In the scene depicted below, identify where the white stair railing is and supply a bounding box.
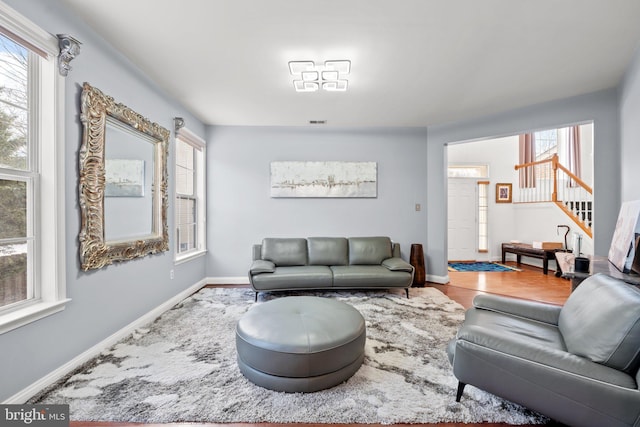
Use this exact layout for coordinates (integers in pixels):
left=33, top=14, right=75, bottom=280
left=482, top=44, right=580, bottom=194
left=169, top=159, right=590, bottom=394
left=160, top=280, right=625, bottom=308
left=514, top=154, right=593, bottom=238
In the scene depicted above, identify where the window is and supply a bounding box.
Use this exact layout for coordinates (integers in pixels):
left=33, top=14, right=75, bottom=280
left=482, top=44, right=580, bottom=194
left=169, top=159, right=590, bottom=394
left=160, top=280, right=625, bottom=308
left=534, top=129, right=558, bottom=182
left=0, top=4, right=67, bottom=334
left=0, top=33, right=29, bottom=308
left=448, top=164, right=489, bottom=178
left=175, top=127, right=206, bottom=261
left=534, top=129, right=558, bottom=160
left=477, top=181, right=489, bottom=252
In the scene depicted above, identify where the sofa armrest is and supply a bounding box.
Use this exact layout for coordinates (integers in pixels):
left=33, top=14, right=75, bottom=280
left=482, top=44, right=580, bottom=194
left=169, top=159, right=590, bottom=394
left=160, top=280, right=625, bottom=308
left=250, top=259, right=275, bottom=275
left=392, top=242, right=401, bottom=258
left=382, top=257, right=414, bottom=273
left=473, top=294, right=562, bottom=325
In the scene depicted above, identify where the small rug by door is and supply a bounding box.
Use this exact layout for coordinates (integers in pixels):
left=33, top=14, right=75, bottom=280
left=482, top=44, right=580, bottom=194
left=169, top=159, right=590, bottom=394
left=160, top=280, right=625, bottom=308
left=448, top=261, right=521, bottom=272
left=29, top=287, right=546, bottom=424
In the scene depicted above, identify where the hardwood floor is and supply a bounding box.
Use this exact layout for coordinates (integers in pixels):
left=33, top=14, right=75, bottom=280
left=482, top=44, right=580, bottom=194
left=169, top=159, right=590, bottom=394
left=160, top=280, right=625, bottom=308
left=70, top=262, right=568, bottom=427
left=436, top=261, right=571, bottom=308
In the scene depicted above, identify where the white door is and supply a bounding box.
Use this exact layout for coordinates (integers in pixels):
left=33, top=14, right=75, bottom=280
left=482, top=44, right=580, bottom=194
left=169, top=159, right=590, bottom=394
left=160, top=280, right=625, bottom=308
left=448, top=179, right=478, bottom=261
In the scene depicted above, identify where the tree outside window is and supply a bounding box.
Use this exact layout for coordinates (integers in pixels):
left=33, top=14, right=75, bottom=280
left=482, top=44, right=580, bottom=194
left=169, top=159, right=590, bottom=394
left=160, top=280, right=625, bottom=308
left=534, top=129, right=558, bottom=161
left=0, top=33, right=29, bottom=309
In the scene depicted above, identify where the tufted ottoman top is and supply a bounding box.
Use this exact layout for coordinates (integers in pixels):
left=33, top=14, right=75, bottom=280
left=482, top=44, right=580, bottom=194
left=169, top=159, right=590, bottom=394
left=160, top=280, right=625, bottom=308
left=236, top=296, right=366, bottom=391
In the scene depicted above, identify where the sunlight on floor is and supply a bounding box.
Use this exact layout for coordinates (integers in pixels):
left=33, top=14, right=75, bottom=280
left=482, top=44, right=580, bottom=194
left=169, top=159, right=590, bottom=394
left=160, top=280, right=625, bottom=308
left=476, top=273, right=487, bottom=291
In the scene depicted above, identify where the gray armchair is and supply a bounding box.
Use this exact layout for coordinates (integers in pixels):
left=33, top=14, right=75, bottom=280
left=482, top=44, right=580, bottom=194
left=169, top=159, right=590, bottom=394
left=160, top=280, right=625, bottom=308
left=447, top=273, right=640, bottom=427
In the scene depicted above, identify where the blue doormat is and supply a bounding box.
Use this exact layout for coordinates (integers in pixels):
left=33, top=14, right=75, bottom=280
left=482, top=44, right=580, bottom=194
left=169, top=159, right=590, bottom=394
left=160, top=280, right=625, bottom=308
left=448, top=262, right=520, bottom=272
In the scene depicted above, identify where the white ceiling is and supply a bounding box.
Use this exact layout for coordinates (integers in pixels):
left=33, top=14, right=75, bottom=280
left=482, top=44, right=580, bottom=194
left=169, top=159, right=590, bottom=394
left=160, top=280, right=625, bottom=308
left=60, top=0, right=640, bottom=127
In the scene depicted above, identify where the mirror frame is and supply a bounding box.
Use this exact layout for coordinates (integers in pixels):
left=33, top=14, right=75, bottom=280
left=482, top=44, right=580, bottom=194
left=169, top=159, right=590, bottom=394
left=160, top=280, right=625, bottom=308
left=78, top=82, right=170, bottom=270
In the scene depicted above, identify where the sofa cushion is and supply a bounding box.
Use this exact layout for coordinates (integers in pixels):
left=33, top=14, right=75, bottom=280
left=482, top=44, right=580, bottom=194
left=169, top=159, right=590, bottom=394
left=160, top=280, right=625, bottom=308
left=558, top=274, right=640, bottom=373
left=308, top=237, right=348, bottom=266
left=251, top=266, right=333, bottom=290
left=331, top=265, right=412, bottom=287
left=261, top=238, right=308, bottom=266
left=348, top=236, right=392, bottom=265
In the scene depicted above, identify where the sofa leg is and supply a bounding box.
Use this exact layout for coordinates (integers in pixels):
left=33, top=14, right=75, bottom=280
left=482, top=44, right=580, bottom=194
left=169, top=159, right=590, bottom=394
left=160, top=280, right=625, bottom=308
left=254, top=292, right=258, bottom=302
left=405, top=288, right=409, bottom=298
left=455, top=382, right=466, bottom=402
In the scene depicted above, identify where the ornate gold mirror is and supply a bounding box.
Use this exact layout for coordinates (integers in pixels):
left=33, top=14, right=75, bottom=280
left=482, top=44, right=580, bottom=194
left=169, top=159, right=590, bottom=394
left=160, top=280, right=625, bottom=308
left=78, top=82, right=169, bottom=270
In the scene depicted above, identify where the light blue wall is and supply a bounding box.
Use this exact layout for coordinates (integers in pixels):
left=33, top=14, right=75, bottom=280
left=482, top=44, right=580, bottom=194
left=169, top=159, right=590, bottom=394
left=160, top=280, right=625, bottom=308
left=0, top=0, right=206, bottom=401
left=205, top=126, right=429, bottom=277
left=620, top=45, right=640, bottom=202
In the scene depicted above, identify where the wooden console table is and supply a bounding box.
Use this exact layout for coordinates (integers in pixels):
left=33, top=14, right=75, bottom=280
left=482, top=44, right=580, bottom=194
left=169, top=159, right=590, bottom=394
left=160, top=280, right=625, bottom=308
left=556, top=253, right=640, bottom=291
left=501, top=243, right=560, bottom=275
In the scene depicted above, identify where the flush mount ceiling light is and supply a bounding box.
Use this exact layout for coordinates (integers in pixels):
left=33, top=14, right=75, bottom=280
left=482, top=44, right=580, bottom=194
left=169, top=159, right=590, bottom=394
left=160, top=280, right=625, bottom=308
left=288, top=60, right=350, bottom=92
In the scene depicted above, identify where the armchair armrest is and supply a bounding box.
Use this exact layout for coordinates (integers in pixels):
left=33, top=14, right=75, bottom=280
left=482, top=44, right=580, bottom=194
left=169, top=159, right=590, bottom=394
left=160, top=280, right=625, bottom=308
left=473, top=294, right=562, bottom=325
left=382, top=257, right=414, bottom=273
left=250, top=259, right=275, bottom=275
left=455, top=325, right=637, bottom=389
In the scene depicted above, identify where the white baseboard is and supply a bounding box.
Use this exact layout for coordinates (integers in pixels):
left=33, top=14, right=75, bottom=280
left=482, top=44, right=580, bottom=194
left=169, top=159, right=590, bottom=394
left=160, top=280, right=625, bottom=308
left=5, top=279, right=206, bottom=404
left=426, top=274, right=450, bottom=284
left=206, top=276, right=249, bottom=285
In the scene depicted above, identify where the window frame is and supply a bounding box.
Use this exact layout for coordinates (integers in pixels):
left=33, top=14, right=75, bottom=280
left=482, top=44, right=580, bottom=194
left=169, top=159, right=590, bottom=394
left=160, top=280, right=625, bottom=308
left=477, top=181, right=489, bottom=253
left=0, top=3, right=68, bottom=334
left=174, top=126, right=206, bottom=263
left=448, top=164, right=489, bottom=178
left=534, top=129, right=558, bottom=161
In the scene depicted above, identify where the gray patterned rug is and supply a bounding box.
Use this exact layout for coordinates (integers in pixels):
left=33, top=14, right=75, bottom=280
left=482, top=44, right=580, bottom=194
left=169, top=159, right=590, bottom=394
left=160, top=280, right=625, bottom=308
left=30, top=287, right=547, bottom=424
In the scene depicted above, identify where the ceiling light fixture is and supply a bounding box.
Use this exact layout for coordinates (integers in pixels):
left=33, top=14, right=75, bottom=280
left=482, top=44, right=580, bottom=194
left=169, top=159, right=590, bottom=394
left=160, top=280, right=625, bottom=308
left=288, top=60, right=350, bottom=93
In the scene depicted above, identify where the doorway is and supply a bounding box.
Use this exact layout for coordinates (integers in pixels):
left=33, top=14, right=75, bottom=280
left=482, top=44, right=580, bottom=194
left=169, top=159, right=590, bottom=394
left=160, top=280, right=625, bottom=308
left=448, top=178, right=478, bottom=261
left=446, top=124, right=595, bottom=268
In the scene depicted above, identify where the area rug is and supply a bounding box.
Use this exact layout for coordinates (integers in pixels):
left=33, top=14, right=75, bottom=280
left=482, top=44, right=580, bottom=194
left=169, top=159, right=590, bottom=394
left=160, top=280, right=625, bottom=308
left=29, top=287, right=547, bottom=424
left=448, top=261, right=521, bottom=272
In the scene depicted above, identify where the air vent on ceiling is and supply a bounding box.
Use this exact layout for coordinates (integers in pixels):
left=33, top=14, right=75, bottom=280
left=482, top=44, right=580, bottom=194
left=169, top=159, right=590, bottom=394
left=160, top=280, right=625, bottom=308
left=309, top=120, right=326, bottom=125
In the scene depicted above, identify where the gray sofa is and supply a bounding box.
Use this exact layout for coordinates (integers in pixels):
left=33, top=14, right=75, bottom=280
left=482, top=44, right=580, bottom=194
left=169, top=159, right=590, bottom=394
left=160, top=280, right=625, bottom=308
left=249, top=236, right=414, bottom=301
left=447, top=273, right=640, bottom=427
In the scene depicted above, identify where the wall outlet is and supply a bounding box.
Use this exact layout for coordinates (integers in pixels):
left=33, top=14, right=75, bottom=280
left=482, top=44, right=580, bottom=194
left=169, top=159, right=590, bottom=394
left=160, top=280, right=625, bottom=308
left=170, top=269, right=174, bottom=280
left=415, top=203, right=421, bottom=212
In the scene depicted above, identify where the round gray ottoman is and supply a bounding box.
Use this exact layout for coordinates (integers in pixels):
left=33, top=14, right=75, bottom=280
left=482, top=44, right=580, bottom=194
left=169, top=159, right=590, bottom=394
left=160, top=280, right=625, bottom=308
left=236, top=296, right=366, bottom=393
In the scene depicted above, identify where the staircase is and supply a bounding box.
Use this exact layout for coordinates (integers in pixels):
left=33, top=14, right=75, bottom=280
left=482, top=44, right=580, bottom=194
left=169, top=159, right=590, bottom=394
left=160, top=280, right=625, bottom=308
left=563, top=200, right=592, bottom=229
left=515, top=154, right=593, bottom=238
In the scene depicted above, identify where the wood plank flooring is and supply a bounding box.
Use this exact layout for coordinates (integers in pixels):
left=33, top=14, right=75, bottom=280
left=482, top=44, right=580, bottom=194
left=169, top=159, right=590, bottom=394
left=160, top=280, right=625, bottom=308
left=437, top=261, right=571, bottom=308
left=70, top=261, right=568, bottom=427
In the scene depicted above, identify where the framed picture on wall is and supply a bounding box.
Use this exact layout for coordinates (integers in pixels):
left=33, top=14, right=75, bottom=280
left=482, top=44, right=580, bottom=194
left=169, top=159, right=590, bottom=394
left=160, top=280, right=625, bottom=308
left=496, top=183, right=512, bottom=203
left=270, top=161, right=377, bottom=198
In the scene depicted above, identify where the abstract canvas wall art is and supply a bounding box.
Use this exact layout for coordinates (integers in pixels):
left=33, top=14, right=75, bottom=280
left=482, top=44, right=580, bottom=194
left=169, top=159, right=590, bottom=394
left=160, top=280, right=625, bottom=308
left=608, top=200, right=640, bottom=272
left=270, top=161, right=377, bottom=198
